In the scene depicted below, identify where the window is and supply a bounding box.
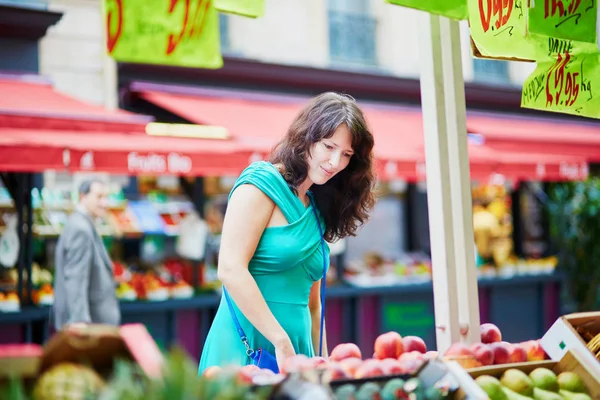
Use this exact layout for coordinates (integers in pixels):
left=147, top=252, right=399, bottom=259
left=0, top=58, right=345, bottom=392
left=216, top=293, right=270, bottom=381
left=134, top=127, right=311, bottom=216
left=328, top=0, right=377, bottom=66
left=473, top=58, right=510, bottom=85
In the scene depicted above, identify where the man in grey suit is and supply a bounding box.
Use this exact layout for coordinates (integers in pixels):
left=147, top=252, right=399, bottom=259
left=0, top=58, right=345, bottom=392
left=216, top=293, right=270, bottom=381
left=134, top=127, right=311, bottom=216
left=52, top=179, right=120, bottom=330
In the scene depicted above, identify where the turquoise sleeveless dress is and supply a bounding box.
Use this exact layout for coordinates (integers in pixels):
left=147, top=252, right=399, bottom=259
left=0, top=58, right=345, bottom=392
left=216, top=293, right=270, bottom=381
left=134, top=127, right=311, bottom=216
left=198, top=161, right=330, bottom=374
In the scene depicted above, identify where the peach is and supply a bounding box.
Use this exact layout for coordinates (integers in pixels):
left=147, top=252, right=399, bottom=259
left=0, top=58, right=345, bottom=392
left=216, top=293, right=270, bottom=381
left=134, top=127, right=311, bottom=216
left=489, top=342, right=510, bottom=364
left=308, top=356, right=328, bottom=368
left=320, top=361, right=350, bottom=381
left=401, top=336, right=427, bottom=354
left=339, top=357, right=363, bottom=376
left=374, top=331, right=404, bottom=360
left=444, top=342, right=474, bottom=358
left=398, top=351, right=425, bottom=362
left=508, top=343, right=528, bottom=363
left=520, top=340, right=547, bottom=361
left=397, top=358, right=423, bottom=374
left=424, top=351, right=439, bottom=360
left=470, top=343, right=494, bottom=366
left=379, top=358, right=405, bottom=375
left=202, top=365, right=222, bottom=378
left=480, top=323, right=502, bottom=344
left=237, top=365, right=261, bottom=383
left=280, top=354, right=311, bottom=374
left=354, top=359, right=385, bottom=379
left=330, top=343, right=362, bottom=362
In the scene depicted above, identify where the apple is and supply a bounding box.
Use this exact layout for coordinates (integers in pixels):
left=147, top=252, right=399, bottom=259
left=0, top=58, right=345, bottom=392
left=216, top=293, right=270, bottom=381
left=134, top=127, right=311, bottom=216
left=469, top=343, right=494, bottom=366
left=520, top=340, right=547, bottom=361
left=379, top=358, right=405, bottom=375
left=401, top=336, right=427, bottom=354
left=480, top=323, right=502, bottom=344
left=339, top=357, right=363, bottom=376
left=280, top=354, right=311, bottom=374
left=330, top=343, right=362, bottom=362
left=354, top=359, right=385, bottom=379
left=508, top=343, right=528, bottom=363
left=489, top=342, right=510, bottom=364
left=374, top=331, right=404, bottom=360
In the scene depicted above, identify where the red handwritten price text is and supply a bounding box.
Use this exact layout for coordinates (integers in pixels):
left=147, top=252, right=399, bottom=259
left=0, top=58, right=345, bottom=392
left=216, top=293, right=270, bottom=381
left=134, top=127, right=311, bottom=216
left=545, top=0, right=582, bottom=18
left=166, top=0, right=211, bottom=55
left=545, top=50, right=580, bottom=107
left=479, top=0, right=514, bottom=33
left=106, top=0, right=123, bottom=53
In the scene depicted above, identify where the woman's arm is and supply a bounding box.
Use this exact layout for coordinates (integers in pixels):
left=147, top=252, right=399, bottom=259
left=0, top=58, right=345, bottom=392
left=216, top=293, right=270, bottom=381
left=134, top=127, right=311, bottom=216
left=217, top=184, right=295, bottom=362
left=309, top=279, right=328, bottom=358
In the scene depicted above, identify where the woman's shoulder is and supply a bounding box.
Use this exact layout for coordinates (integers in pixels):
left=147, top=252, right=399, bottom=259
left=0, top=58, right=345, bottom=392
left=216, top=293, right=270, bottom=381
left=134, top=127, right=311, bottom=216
left=229, top=161, right=288, bottom=199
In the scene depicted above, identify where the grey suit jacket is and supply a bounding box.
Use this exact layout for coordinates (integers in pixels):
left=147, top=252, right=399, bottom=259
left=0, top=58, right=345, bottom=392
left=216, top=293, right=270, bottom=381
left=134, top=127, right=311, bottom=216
left=53, top=209, right=120, bottom=329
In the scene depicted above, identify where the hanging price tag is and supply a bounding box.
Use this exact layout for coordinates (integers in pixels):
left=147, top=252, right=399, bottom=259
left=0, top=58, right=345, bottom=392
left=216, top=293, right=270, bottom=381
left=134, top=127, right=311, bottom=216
left=528, top=0, right=598, bottom=44
left=103, top=0, right=223, bottom=69
left=386, top=0, right=468, bottom=20
left=469, top=0, right=537, bottom=61
left=521, top=37, right=600, bottom=119
left=215, top=0, right=264, bottom=18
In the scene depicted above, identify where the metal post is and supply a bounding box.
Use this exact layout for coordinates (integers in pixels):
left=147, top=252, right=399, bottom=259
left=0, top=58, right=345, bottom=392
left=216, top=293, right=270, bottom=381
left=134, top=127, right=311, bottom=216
left=439, top=17, right=481, bottom=344
left=417, top=13, right=461, bottom=353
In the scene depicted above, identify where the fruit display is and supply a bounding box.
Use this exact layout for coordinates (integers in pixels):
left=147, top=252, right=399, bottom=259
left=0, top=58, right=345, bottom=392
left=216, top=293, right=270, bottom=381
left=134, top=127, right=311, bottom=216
left=443, top=323, right=549, bottom=368
left=475, top=367, right=594, bottom=400
left=0, top=291, right=20, bottom=312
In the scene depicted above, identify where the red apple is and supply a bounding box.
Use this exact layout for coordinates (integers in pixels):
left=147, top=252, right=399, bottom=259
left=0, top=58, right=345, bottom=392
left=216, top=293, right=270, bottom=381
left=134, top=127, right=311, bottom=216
left=280, top=354, right=311, bottom=374
left=469, top=343, right=494, bottom=366
left=320, top=361, right=350, bottom=381
left=330, top=343, right=362, bottom=362
left=379, top=358, right=405, bottom=375
left=508, top=343, right=528, bottom=363
left=489, top=342, right=511, bottom=364
left=339, top=357, right=363, bottom=376
left=354, top=359, right=385, bottom=379
left=374, top=331, right=404, bottom=360
left=520, top=340, right=547, bottom=361
left=424, top=351, right=439, bottom=360
left=480, top=323, right=502, bottom=344
left=401, top=336, right=427, bottom=354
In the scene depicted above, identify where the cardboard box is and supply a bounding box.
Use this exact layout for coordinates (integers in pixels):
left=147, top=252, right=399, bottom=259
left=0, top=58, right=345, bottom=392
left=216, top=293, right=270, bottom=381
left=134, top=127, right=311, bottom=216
left=461, top=351, right=600, bottom=400
left=540, top=312, right=600, bottom=377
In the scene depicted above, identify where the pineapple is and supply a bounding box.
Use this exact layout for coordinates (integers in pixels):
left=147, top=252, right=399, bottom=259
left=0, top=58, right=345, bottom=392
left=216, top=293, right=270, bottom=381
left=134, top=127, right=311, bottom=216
left=32, top=363, right=104, bottom=400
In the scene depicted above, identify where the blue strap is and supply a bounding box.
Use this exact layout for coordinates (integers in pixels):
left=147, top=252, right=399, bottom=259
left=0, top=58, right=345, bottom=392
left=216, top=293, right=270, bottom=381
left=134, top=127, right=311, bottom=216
left=223, top=195, right=328, bottom=358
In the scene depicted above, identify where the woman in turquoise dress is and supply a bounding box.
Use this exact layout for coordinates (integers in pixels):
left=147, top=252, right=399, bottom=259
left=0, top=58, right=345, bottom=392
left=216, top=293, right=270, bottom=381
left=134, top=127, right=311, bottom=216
left=198, top=92, right=376, bottom=373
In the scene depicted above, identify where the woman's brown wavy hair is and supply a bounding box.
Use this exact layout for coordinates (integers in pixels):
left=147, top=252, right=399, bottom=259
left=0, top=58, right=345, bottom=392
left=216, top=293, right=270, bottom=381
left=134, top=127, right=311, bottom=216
left=269, top=92, right=376, bottom=242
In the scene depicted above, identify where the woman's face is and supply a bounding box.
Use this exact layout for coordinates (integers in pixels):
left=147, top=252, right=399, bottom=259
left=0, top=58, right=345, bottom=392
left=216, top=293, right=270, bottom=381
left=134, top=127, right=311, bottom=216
left=306, top=124, right=354, bottom=186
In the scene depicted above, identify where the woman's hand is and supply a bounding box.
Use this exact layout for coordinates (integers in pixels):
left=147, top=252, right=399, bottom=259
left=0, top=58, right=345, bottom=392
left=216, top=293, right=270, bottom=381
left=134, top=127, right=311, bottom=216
left=274, top=337, right=296, bottom=370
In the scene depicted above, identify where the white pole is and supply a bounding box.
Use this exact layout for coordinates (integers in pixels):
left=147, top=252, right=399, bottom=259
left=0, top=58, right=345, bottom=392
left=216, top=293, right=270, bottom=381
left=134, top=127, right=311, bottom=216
left=417, top=12, right=461, bottom=353
left=439, top=17, right=481, bottom=344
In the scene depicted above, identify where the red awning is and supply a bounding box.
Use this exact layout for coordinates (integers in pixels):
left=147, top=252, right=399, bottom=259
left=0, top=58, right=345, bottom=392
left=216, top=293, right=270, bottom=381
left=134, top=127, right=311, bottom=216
left=468, top=113, right=600, bottom=161
left=0, top=75, right=152, bottom=132
left=135, top=87, right=590, bottom=182
left=0, top=128, right=255, bottom=176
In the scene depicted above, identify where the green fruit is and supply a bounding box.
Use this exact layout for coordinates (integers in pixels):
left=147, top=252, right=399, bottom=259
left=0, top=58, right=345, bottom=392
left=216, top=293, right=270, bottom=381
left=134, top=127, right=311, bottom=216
left=381, top=378, right=405, bottom=400
left=502, top=387, right=535, bottom=400
left=559, top=390, right=592, bottom=400
left=335, top=384, right=357, bottom=400
left=476, top=375, right=508, bottom=400
left=529, top=368, right=559, bottom=392
left=557, top=372, right=588, bottom=394
left=424, top=386, right=446, bottom=400
left=533, top=387, right=563, bottom=400
left=356, top=382, right=381, bottom=400
left=501, top=369, right=535, bottom=397
left=404, top=378, right=425, bottom=400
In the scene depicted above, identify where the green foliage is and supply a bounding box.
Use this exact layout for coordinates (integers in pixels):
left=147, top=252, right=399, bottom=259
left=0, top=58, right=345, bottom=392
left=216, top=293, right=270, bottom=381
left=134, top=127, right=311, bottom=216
left=546, top=178, right=600, bottom=311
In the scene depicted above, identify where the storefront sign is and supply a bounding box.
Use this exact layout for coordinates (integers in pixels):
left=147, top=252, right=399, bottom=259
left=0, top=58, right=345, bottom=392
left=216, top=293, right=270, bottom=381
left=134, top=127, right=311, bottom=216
left=215, top=0, right=264, bottom=18
left=103, top=0, right=223, bottom=68
left=528, top=0, right=598, bottom=44
left=127, top=152, right=193, bottom=174
left=469, top=0, right=537, bottom=61
left=385, top=0, right=468, bottom=20
left=521, top=37, right=600, bottom=119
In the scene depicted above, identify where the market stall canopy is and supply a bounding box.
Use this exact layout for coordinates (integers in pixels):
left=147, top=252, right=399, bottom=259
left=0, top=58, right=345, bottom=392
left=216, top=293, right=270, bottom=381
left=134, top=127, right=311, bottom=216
left=0, top=74, right=152, bottom=132
left=130, top=84, right=591, bottom=182
left=0, top=128, right=256, bottom=176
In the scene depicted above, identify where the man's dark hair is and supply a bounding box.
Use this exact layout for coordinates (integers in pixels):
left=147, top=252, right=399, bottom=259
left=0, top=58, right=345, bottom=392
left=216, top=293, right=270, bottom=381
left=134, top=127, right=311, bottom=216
left=78, top=179, right=104, bottom=196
